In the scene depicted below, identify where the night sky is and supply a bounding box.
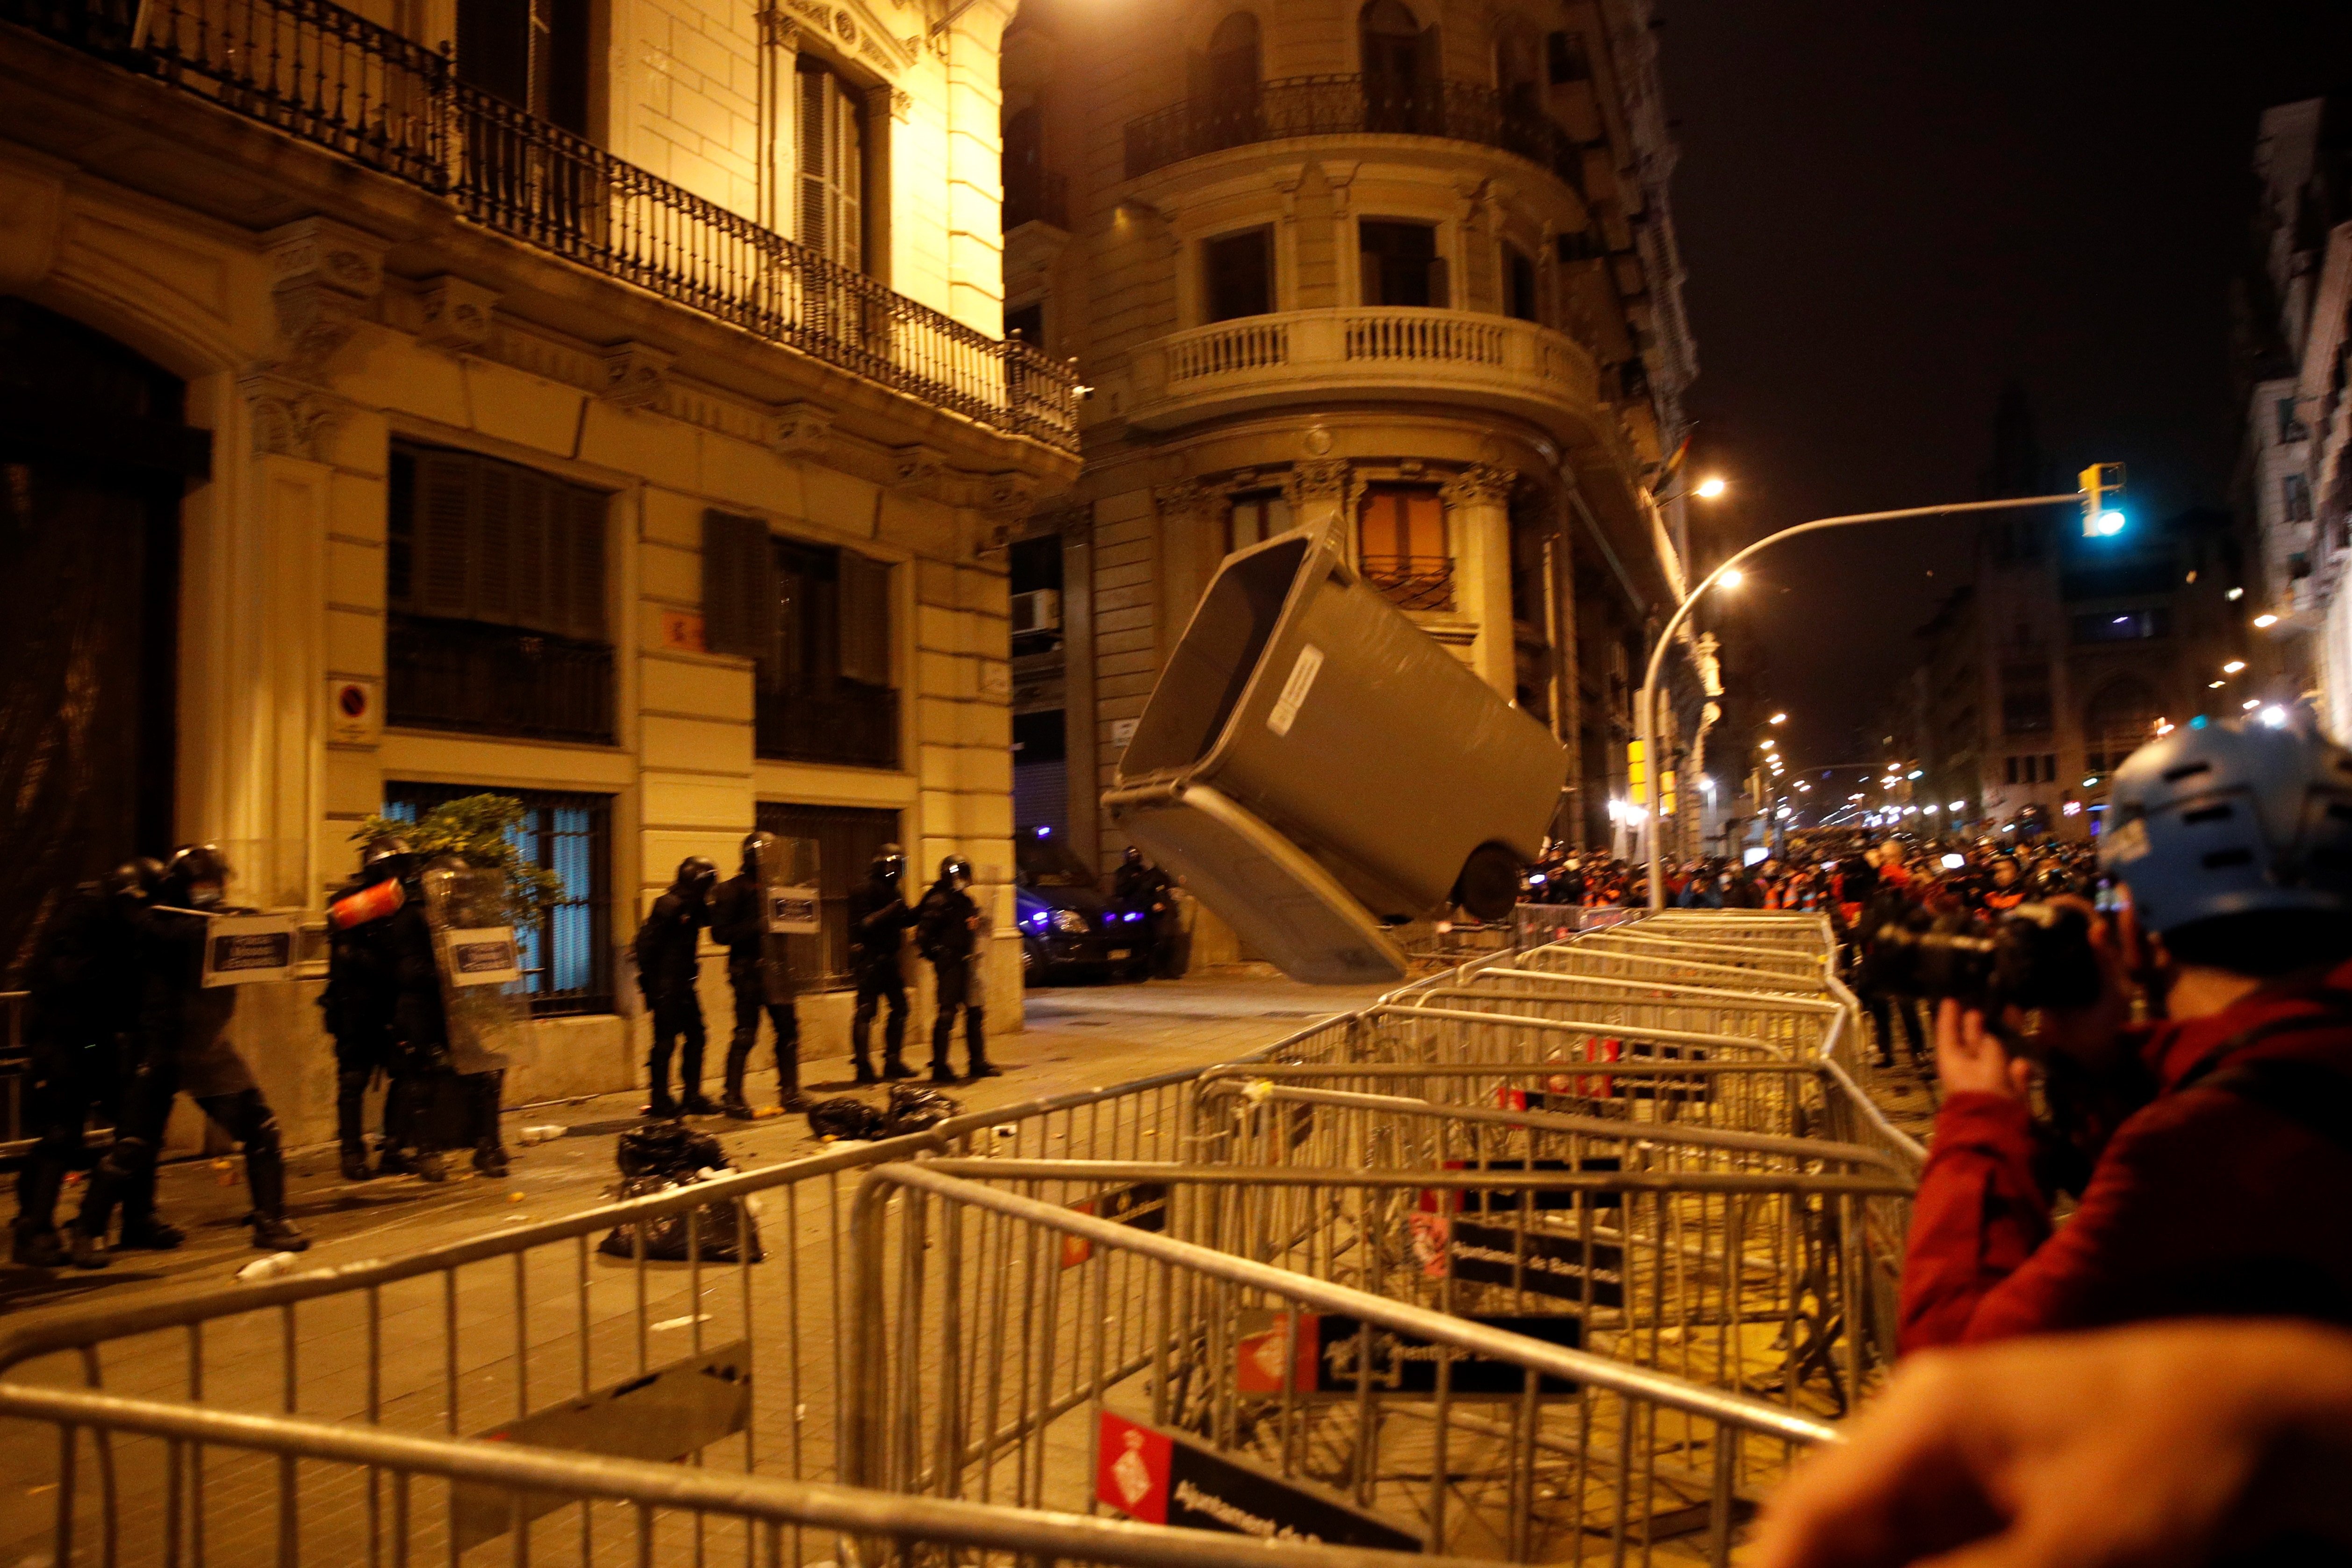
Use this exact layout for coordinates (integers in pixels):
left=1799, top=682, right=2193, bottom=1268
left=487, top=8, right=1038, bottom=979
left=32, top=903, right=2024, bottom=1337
left=1660, top=1, right=2352, bottom=778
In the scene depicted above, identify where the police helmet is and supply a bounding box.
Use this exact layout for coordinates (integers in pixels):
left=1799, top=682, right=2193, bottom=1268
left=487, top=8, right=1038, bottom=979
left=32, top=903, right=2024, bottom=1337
left=104, top=858, right=161, bottom=904
left=676, top=855, right=720, bottom=898
left=1121, top=846, right=1144, bottom=867
left=872, top=843, right=907, bottom=880
left=941, top=854, right=973, bottom=888
left=2102, top=719, right=2352, bottom=933
left=164, top=844, right=234, bottom=910
left=741, top=830, right=777, bottom=875
left=361, top=833, right=416, bottom=882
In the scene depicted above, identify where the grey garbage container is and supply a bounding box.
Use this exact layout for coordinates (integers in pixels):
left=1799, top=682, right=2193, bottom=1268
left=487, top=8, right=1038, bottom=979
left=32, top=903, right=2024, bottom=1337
left=1104, top=530, right=1568, bottom=984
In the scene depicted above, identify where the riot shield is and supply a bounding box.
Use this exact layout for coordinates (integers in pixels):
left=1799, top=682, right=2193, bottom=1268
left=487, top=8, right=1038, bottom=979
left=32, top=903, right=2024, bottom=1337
left=756, top=837, right=825, bottom=1005
left=418, top=864, right=532, bottom=1074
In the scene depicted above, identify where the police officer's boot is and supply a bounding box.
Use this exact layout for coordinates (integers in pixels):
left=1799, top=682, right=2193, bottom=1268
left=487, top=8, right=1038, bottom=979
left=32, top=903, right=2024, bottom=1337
left=775, top=1020, right=810, bottom=1114
left=10, top=1163, right=67, bottom=1268
left=471, top=1072, right=510, bottom=1177
left=881, top=1009, right=914, bottom=1080
left=335, top=1068, right=373, bottom=1181
left=928, top=1012, right=958, bottom=1084
left=244, top=1145, right=309, bottom=1253
left=721, top=1043, right=755, bottom=1119
left=116, top=1172, right=186, bottom=1252
left=965, top=1009, right=1000, bottom=1080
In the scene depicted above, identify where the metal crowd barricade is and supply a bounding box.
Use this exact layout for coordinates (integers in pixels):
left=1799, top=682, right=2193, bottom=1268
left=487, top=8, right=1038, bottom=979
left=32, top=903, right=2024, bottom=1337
left=845, top=1160, right=1849, bottom=1564
left=0, top=911, right=1903, bottom=1568
left=0, top=1379, right=1512, bottom=1568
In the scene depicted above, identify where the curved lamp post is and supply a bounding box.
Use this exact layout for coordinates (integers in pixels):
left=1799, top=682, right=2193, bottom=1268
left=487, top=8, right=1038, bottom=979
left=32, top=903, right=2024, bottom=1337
left=1639, top=492, right=2082, bottom=911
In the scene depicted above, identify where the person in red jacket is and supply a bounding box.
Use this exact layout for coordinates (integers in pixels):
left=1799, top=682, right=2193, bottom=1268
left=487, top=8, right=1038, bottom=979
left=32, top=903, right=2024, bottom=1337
left=1899, top=718, right=2352, bottom=1353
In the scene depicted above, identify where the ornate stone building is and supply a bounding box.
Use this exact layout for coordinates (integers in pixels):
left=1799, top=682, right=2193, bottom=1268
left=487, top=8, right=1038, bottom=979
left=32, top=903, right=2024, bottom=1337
left=0, top=0, right=1075, bottom=1139
left=997, top=0, right=1711, bottom=926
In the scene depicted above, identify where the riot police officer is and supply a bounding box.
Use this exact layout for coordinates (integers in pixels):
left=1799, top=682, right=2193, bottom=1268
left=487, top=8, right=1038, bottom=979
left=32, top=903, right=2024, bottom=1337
left=847, top=843, right=916, bottom=1083
left=9, top=859, right=160, bottom=1267
left=633, top=856, right=718, bottom=1117
left=73, top=844, right=308, bottom=1264
left=917, top=855, right=999, bottom=1084
left=1111, top=846, right=1179, bottom=979
left=323, top=836, right=419, bottom=1181
left=709, top=831, right=808, bottom=1117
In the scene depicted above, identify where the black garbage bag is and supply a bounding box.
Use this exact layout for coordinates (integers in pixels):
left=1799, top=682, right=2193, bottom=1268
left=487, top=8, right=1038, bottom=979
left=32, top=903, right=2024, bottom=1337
left=598, top=1120, right=761, bottom=1263
left=882, top=1082, right=962, bottom=1138
left=615, top=1119, right=727, bottom=1180
left=806, top=1096, right=886, bottom=1140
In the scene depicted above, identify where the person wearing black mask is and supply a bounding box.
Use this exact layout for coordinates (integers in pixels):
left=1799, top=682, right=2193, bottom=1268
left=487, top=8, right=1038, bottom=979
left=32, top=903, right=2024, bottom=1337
left=633, top=856, right=718, bottom=1117
left=73, top=844, right=308, bottom=1264
left=708, top=831, right=809, bottom=1117
left=847, top=843, right=916, bottom=1083
left=10, top=858, right=159, bottom=1267
left=917, top=854, right=999, bottom=1084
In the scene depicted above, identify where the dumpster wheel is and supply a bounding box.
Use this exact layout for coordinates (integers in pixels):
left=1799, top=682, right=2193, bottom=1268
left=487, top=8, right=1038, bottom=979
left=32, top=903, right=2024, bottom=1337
left=1452, top=842, right=1524, bottom=922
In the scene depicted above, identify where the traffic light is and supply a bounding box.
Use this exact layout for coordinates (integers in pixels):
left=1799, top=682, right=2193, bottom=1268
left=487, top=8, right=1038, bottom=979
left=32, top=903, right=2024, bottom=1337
left=2079, top=463, right=2127, bottom=537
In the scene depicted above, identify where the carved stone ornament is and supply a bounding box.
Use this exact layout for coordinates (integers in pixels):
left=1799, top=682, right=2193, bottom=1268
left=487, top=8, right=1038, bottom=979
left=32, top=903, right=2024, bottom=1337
left=599, top=341, right=674, bottom=409
left=1284, top=459, right=1353, bottom=508
left=890, top=88, right=913, bottom=123
left=891, top=444, right=946, bottom=488
left=261, top=216, right=386, bottom=383
left=240, top=369, right=345, bottom=461
left=418, top=276, right=499, bottom=355
left=756, top=7, right=800, bottom=47
left=1152, top=480, right=1216, bottom=523
left=986, top=471, right=1040, bottom=518
left=1441, top=463, right=1518, bottom=508
left=768, top=401, right=833, bottom=455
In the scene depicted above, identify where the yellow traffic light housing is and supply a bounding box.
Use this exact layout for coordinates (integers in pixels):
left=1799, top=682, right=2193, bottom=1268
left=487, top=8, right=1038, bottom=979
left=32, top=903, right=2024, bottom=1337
left=2080, top=463, right=2127, bottom=537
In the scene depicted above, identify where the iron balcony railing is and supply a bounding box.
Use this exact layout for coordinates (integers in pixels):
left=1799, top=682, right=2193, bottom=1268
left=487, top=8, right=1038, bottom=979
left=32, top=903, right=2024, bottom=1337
left=0, top=0, right=1080, bottom=451
left=1360, top=552, right=1456, bottom=612
left=755, top=682, right=900, bottom=772
left=1125, top=74, right=1588, bottom=190
left=386, top=613, right=617, bottom=745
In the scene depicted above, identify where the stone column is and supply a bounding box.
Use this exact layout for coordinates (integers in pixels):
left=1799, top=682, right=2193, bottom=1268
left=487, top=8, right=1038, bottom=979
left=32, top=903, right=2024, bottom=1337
left=1284, top=460, right=1355, bottom=548
left=1442, top=464, right=1519, bottom=700
left=755, top=13, right=801, bottom=235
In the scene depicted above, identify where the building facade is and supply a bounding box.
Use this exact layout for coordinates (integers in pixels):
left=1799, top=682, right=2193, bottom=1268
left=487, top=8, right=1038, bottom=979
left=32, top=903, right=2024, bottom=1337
left=997, top=0, right=1711, bottom=933
left=2235, top=95, right=2352, bottom=736
left=0, top=0, right=1076, bottom=1143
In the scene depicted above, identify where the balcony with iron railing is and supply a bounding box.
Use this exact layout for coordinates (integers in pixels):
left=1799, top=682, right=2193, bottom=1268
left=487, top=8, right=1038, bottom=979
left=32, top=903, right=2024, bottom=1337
left=756, top=682, right=900, bottom=771
left=0, top=0, right=1079, bottom=453
left=1124, top=306, right=1605, bottom=449
left=1125, top=75, right=1587, bottom=192
left=1359, top=555, right=1456, bottom=613
left=386, top=615, right=617, bottom=745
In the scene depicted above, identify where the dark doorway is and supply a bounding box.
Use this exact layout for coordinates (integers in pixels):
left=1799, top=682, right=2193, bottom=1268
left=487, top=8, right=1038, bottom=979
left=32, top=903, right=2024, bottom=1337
left=0, top=298, right=203, bottom=985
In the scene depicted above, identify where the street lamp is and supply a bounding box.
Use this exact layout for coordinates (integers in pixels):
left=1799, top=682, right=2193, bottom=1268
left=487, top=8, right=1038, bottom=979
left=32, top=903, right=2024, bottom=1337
left=1717, top=567, right=1746, bottom=590
left=1694, top=476, right=1729, bottom=501
left=1638, top=487, right=2085, bottom=909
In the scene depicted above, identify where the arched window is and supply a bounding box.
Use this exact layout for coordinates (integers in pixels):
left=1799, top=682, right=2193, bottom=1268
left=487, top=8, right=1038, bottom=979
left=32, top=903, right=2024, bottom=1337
left=2084, top=677, right=2165, bottom=774
left=1361, top=0, right=1432, bottom=133
left=1201, top=12, right=1262, bottom=149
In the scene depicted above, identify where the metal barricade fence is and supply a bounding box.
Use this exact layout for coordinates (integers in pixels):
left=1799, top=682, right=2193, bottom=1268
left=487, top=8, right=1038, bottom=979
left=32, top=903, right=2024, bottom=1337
left=845, top=1161, right=1851, bottom=1564
left=0, top=913, right=1895, bottom=1567
left=0, top=1379, right=1513, bottom=1568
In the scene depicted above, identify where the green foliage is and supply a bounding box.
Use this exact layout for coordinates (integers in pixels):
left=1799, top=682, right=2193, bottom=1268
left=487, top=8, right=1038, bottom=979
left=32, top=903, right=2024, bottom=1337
left=351, top=795, right=561, bottom=927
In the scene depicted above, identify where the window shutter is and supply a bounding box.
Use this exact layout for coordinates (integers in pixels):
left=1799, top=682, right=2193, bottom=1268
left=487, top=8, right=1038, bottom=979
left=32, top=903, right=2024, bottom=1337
left=702, top=509, right=773, bottom=659
left=1360, top=248, right=1381, bottom=307
left=568, top=487, right=607, bottom=640
left=796, top=65, right=830, bottom=260
left=510, top=473, right=551, bottom=633
left=838, top=551, right=892, bottom=686
left=416, top=450, right=475, bottom=618
left=473, top=460, right=517, bottom=626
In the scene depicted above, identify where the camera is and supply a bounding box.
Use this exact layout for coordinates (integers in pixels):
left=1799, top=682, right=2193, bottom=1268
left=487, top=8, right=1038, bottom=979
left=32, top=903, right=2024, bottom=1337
left=1861, top=901, right=2102, bottom=1013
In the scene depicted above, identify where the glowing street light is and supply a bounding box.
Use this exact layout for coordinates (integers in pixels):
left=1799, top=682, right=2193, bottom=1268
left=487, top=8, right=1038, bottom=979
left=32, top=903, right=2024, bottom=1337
left=1768, top=712, right=1788, bottom=725
left=2261, top=705, right=2289, bottom=728
left=1694, top=476, right=1729, bottom=501
left=2256, top=614, right=2281, bottom=629
left=1718, top=567, right=1746, bottom=590
left=2243, top=699, right=2261, bottom=711
left=2223, top=660, right=2246, bottom=674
